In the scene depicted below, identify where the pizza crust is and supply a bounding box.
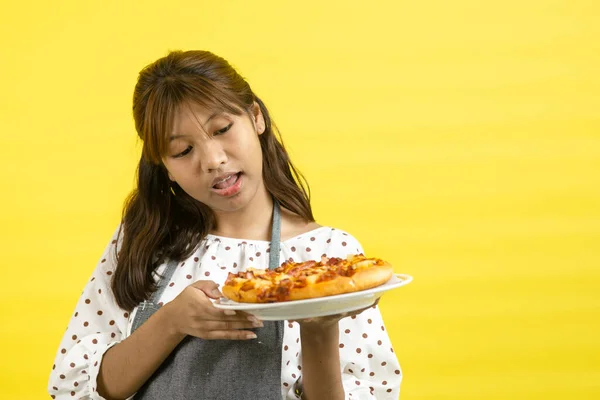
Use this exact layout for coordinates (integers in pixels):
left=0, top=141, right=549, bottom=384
left=350, top=262, right=394, bottom=292
left=222, top=284, right=261, bottom=303
left=222, top=261, right=394, bottom=303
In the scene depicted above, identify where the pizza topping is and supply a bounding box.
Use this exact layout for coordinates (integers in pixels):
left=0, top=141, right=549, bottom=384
left=223, top=254, right=391, bottom=303
left=315, top=269, right=338, bottom=283
left=326, top=257, right=343, bottom=266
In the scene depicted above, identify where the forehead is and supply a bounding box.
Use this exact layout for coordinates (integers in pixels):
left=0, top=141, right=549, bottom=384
left=172, top=102, right=221, bottom=134
left=154, top=100, right=246, bottom=159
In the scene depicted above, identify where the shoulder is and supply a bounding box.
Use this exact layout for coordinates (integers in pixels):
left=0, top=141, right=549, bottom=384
left=285, top=226, right=364, bottom=259
left=279, top=207, right=361, bottom=247
left=280, top=207, right=321, bottom=241
left=322, top=227, right=365, bottom=257
left=278, top=207, right=365, bottom=257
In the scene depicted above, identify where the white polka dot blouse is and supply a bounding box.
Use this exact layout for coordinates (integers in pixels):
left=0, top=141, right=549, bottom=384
left=48, top=226, right=402, bottom=399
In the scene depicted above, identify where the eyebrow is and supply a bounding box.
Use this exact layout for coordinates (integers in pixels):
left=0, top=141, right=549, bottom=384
left=169, top=111, right=224, bottom=141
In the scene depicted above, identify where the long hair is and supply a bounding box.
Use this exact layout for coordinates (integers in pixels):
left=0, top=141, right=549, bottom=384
left=113, top=50, right=313, bottom=311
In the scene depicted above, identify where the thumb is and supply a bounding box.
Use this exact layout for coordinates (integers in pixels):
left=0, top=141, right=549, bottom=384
left=190, top=280, right=223, bottom=299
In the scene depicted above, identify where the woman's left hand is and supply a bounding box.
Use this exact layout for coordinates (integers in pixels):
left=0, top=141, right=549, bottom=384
left=292, top=299, right=380, bottom=400
left=292, top=298, right=380, bottom=331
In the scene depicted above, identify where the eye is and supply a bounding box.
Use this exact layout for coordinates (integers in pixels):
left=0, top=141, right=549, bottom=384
left=214, top=123, right=233, bottom=136
left=173, top=146, right=192, bottom=158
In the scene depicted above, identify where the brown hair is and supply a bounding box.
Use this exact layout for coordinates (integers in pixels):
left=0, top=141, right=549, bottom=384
left=113, top=50, right=314, bottom=311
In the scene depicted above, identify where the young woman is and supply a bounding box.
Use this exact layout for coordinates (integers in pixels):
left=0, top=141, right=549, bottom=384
left=49, top=50, right=401, bottom=400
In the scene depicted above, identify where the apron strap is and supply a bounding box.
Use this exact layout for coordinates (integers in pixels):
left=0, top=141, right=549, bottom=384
left=268, top=200, right=281, bottom=270
left=131, top=258, right=179, bottom=333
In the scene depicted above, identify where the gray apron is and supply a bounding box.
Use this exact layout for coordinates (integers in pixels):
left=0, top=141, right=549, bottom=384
left=131, top=202, right=285, bottom=400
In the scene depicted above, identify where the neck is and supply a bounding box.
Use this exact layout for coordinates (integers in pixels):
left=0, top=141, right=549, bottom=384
left=211, top=186, right=274, bottom=241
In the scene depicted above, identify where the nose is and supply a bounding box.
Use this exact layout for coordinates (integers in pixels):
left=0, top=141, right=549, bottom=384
left=198, top=140, right=227, bottom=172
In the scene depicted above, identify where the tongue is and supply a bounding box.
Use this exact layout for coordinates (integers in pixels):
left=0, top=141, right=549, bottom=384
left=214, top=174, right=238, bottom=189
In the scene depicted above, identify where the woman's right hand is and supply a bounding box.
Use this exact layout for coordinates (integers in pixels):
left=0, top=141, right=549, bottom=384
left=162, top=280, right=262, bottom=340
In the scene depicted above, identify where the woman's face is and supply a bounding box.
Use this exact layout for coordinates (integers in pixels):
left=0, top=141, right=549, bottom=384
left=162, top=101, right=267, bottom=213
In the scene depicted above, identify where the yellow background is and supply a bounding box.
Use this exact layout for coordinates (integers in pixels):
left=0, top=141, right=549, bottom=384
left=1, top=1, right=599, bottom=399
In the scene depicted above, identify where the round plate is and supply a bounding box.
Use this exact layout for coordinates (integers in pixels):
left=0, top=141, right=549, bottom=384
left=213, top=274, right=413, bottom=321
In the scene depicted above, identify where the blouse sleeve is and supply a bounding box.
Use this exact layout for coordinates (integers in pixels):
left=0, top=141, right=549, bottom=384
left=289, top=229, right=402, bottom=399
left=48, top=227, right=130, bottom=400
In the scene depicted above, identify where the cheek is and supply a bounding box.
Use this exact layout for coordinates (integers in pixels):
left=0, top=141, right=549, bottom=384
left=246, top=135, right=263, bottom=161
left=163, top=163, right=189, bottom=184
left=239, top=141, right=263, bottom=173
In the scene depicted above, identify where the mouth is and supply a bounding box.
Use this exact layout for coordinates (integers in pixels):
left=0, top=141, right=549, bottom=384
left=212, top=172, right=241, bottom=189
left=211, top=172, right=243, bottom=197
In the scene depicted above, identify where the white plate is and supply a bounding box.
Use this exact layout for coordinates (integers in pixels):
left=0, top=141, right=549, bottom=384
left=213, top=274, right=413, bottom=321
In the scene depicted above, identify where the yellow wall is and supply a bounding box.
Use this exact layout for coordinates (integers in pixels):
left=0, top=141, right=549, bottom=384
left=1, top=1, right=599, bottom=399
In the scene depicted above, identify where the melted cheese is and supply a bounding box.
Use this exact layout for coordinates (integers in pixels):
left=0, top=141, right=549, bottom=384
left=224, top=254, right=384, bottom=299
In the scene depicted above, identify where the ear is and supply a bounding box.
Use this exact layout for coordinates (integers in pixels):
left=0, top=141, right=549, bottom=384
left=251, top=101, right=266, bottom=135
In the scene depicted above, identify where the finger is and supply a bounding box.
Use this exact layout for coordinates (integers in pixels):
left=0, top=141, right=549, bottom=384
left=217, top=309, right=256, bottom=319
left=196, top=315, right=264, bottom=330
left=190, top=280, right=223, bottom=299
left=202, top=330, right=259, bottom=340
left=344, top=305, right=373, bottom=319
left=200, top=304, right=261, bottom=323
left=210, top=319, right=264, bottom=330
left=193, top=320, right=254, bottom=332
left=348, top=299, right=380, bottom=316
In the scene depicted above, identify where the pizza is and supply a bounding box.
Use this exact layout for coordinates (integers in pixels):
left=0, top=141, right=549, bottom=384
left=222, top=254, right=393, bottom=303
